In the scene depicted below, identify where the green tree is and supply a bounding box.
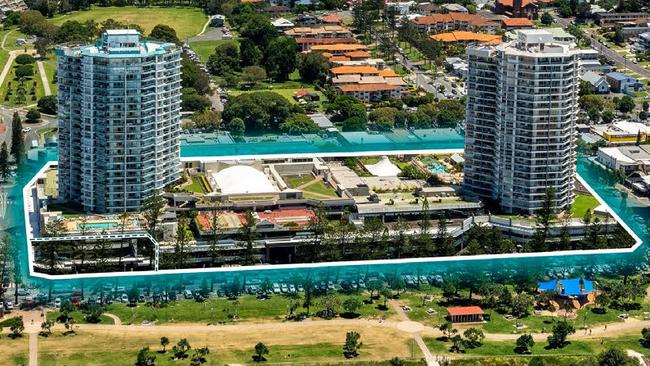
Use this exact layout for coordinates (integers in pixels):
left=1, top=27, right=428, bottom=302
left=342, top=117, right=367, bottom=132
left=10, top=112, right=24, bottom=165
left=135, top=347, right=156, bottom=366
left=9, top=316, right=24, bottom=338
left=173, top=338, right=191, bottom=359
left=241, top=65, right=267, bottom=85
left=254, top=342, right=269, bottom=362
left=0, top=142, right=9, bottom=181
left=263, top=37, right=297, bottom=81
left=342, top=297, right=362, bottom=316
left=149, top=24, right=179, bottom=44
left=439, top=320, right=457, bottom=340
left=463, top=327, right=484, bottom=348
left=15, top=54, right=35, bottom=65
left=26, top=108, right=41, bottom=123
left=190, top=346, right=210, bottom=365
left=343, top=331, right=362, bottom=358
left=207, top=42, right=240, bottom=76
left=239, top=38, right=262, bottom=67
left=160, top=336, right=170, bottom=352
left=597, top=347, right=639, bottom=366
left=225, top=117, right=245, bottom=135
left=641, top=328, right=650, bottom=347
left=297, top=52, right=330, bottom=85
left=547, top=321, right=575, bottom=349
left=37, top=95, right=57, bottom=114
left=617, top=96, right=635, bottom=114
left=181, top=55, right=210, bottom=94
left=15, top=64, right=34, bottom=78
left=278, top=113, right=319, bottom=135
left=540, top=12, right=553, bottom=25
left=515, top=334, right=534, bottom=354
left=239, top=210, right=257, bottom=264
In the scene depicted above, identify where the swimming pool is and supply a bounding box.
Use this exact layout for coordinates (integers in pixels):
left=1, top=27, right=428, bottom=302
left=428, top=161, right=448, bottom=174
left=78, top=221, right=120, bottom=230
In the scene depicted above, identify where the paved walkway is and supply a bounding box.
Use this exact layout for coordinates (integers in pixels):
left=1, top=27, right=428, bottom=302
left=628, top=350, right=648, bottom=366
left=390, top=300, right=439, bottom=366
left=1, top=30, right=13, bottom=51
left=36, top=61, right=51, bottom=96
left=104, top=313, right=122, bottom=326
left=0, top=51, right=17, bottom=90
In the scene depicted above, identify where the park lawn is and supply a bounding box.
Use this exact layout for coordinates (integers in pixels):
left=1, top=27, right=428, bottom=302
left=1, top=27, right=32, bottom=52
left=229, top=87, right=322, bottom=104
left=286, top=175, right=314, bottom=188
left=399, top=292, right=448, bottom=328
left=46, top=310, right=115, bottom=325
left=41, top=56, right=57, bottom=95
left=48, top=6, right=207, bottom=39
left=185, top=176, right=207, bottom=194
left=189, top=39, right=238, bottom=63
left=303, top=180, right=338, bottom=197
left=571, top=193, right=600, bottom=218
left=0, top=57, right=45, bottom=107
left=0, top=334, right=28, bottom=365
left=39, top=321, right=417, bottom=365
left=428, top=334, right=650, bottom=359
left=107, top=294, right=394, bottom=324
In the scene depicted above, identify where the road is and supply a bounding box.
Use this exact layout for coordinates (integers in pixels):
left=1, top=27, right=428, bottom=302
left=552, top=14, right=650, bottom=79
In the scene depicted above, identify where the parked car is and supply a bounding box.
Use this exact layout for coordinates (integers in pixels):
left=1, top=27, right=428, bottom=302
left=54, top=298, right=62, bottom=308
left=183, top=289, right=193, bottom=299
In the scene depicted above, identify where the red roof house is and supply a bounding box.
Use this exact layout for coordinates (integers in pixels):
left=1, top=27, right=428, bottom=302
left=447, top=306, right=485, bottom=323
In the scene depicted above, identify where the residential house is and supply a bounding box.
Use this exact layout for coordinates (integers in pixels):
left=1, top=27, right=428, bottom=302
left=580, top=72, right=610, bottom=94
left=431, top=31, right=502, bottom=45
left=595, top=12, right=650, bottom=27
left=410, top=12, right=499, bottom=34
left=311, top=43, right=368, bottom=55
left=385, top=1, right=416, bottom=15
left=320, top=13, right=343, bottom=24
left=272, top=18, right=295, bottom=32
left=337, top=83, right=401, bottom=103
left=494, top=0, right=538, bottom=20
left=264, top=5, right=290, bottom=17
left=501, top=17, right=533, bottom=30
left=605, top=72, right=644, bottom=94
left=330, top=66, right=381, bottom=76
left=441, top=3, right=468, bottom=13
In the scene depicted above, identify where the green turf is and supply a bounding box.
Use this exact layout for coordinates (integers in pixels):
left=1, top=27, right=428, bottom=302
left=186, top=176, right=207, bottom=194
left=303, top=180, right=338, bottom=197
left=286, top=175, right=315, bottom=189
left=106, top=294, right=393, bottom=325
left=570, top=193, right=600, bottom=218
left=0, top=57, right=45, bottom=107
left=40, top=55, right=57, bottom=95
left=46, top=310, right=115, bottom=325
left=48, top=6, right=208, bottom=39
left=189, top=39, right=238, bottom=63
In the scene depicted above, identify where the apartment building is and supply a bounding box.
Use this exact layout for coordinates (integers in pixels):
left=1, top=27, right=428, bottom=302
left=56, top=30, right=182, bottom=213
left=463, top=29, right=580, bottom=214
left=337, top=84, right=401, bottom=103
left=595, top=12, right=650, bottom=27
left=410, top=12, right=499, bottom=34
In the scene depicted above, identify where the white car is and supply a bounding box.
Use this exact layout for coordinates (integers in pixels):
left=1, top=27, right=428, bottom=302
left=22, top=127, right=31, bottom=133
left=4, top=301, right=13, bottom=310
left=121, top=293, right=129, bottom=303
left=54, top=298, right=61, bottom=308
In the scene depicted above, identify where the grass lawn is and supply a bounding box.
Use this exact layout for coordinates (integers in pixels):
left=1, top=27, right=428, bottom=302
left=189, top=39, right=238, bottom=63
left=186, top=175, right=207, bottom=194
left=46, top=310, right=115, bottom=325
left=107, top=294, right=394, bottom=325
left=0, top=334, right=28, bottom=365
left=40, top=55, right=57, bottom=95
left=571, top=193, right=600, bottom=218
left=49, top=6, right=207, bottom=39
left=427, top=334, right=650, bottom=359
left=39, top=324, right=418, bottom=366
left=303, top=180, right=338, bottom=197
left=0, top=57, right=45, bottom=107
left=285, top=175, right=315, bottom=189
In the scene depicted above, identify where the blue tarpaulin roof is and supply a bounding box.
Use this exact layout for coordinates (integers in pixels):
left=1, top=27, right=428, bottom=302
left=538, top=278, right=594, bottom=296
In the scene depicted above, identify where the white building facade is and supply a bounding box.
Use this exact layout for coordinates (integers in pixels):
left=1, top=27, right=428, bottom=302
left=56, top=30, right=182, bottom=213
left=463, top=30, right=580, bottom=214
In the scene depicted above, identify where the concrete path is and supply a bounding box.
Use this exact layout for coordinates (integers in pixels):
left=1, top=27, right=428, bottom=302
left=1, top=30, right=13, bottom=51
left=29, top=333, right=38, bottom=366
left=198, top=17, right=210, bottom=36
left=390, top=300, right=439, bottom=366
left=36, top=61, right=51, bottom=96
left=0, top=51, right=17, bottom=90
left=104, top=313, right=122, bottom=326
left=628, top=350, right=648, bottom=366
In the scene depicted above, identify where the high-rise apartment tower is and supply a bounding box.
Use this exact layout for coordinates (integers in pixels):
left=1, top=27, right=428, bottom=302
left=463, top=29, right=580, bottom=214
left=56, top=30, right=182, bottom=213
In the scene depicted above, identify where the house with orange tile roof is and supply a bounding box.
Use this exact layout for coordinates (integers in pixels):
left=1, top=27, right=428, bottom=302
left=311, top=43, right=368, bottom=55
left=285, top=26, right=352, bottom=39
left=410, top=12, right=499, bottom=34
left=431, top=31, right=502, bottom=45
left=295, top=37, right=356, bottom=51
left=330, top=65, right=380, bottom=76
left=494, top=0, right=539, bottom=20
left=321, top=13, right=343, bottom=24
left=378, top=69, right=399, bottom=78
left=337, top=83, right=401, bottom=103
left=501, top=17, right=534, bottom=29
left=344, top=50, right=371, bottom=60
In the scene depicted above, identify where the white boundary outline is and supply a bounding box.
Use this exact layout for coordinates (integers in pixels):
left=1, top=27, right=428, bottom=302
left=22, top=151, right=643, bottom=281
